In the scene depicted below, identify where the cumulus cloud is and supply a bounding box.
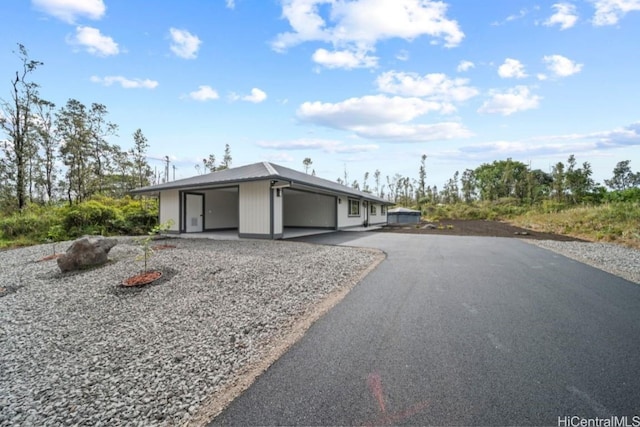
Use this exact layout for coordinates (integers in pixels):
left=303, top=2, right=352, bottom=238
left=67, top=26, right=119, bottom=56
left=544, top=3, right=579, bottom=29
left=229, top=88, right=268, bottom=103
left=188, top=85, right=219, bottom=101
left=169, top=28, right=202, bottom=59
left=543, top=54, right=583, bottom=77
left=312, top=48, right=378, bottom=69
left=376, top=71, right=478, bottom=103
left=257, top=138, right=378, bottom=154
left=478, top=86, right=541, bottom=116
left=498, top=58, right=528, bottom=79
left=242, top=88, right=268, bottom=103
left=456, top=122, right=640, bottom=159
left=271, top=0, right=464, bottom=69
left=591, top=0, right=640, bottom=25
left=297, top=95, right=472, bottom=141
left=32, top=0, right=105, bottom=23
left=90, top=75, right=158, bottom=89
left=457, top=60, right=475, bottom=72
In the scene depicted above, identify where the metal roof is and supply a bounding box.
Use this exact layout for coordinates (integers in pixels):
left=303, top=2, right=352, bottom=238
left=131, top=161, right=392, bottom=204
left=388, top=207, right=421, bottom=214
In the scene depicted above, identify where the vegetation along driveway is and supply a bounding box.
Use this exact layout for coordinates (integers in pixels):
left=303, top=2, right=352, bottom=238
left=213, top=232, right=640, bottom=426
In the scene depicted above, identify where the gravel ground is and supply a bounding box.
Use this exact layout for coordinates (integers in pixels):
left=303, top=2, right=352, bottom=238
left=526, top=240, right=640, bottom=284
left=0, top=237, right=381, bottom=427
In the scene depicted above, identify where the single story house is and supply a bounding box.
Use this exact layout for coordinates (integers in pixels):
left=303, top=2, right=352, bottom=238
left=131, top=161, right=393, bottom=239
left=387, top=207, right=422, bottom=224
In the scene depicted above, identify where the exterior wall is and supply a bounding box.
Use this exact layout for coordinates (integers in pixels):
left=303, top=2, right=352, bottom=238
left=203, top=188, right=238, bottom=229
left=159, top=189, right=180, bottom=232
left=337, top=196, right=365, bottom=229
left=283, top=190, right=336, bottom=228
left=368, top=202, right=388, bottom=225
left=388, top=213, right=420, bottom=224
left=272, top=188, right=283, bottom=237
left=239, top=180, right=271, bottom=238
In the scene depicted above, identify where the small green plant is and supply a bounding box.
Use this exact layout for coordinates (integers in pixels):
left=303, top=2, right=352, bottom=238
left=135, top=220, right=174, bottom=273
left=45, top=225, right=65, bottom=255
left=446, top=224, right=454, bottom=230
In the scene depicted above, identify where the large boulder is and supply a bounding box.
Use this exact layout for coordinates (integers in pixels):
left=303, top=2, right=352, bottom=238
left=57, top=236, right=118, bottom=273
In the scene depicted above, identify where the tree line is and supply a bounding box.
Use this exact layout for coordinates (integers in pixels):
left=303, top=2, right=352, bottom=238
left=0, top=44, right=234, bottom=215
left=321, top=151, right=639, bottom=208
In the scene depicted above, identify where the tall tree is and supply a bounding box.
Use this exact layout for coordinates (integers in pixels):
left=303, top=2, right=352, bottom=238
left=303, top=157, right=312, bottom=174
left=373, top=169, right=381, bottom=197
left=460, top=169, right=476, bottom=203
left=551, top=161, right=566, bottom=202
left=0, top=44, right=43, bottom=210
left=131, top=129, right=152, bottom=188
left=362, top=171, right=370, bottom=193
left=220, top=144, right=232, bottom=170
left=202, top=154, right=217, bottom=173
left=86, top=103, right=118, bottom=194
left=604, top=160, right=640, bottom=190
left=418, top=154, right=427, bottom=200
left=32, top=99, right=58, bottom=202
left=56, top=99, right=93, bottom=203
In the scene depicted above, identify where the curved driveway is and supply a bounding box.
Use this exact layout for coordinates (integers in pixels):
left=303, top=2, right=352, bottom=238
left=212, top=232, right=640, bottom=426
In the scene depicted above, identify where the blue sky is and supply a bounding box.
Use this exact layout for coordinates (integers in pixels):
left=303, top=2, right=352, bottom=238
left=1, top=0, right=639, bottom=189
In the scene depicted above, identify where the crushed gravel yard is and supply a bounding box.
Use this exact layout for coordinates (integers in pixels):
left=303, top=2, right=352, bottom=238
left=0, top=237, right=382, bottom=427
left=525, top=240, right=640, bottom=285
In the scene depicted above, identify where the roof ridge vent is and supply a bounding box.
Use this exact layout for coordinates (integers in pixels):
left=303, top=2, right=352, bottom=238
left=263, top=161, right=278, bottom=175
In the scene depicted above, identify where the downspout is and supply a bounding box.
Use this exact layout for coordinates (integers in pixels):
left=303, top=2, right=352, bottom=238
left=269, top=183, right=274, bottom=239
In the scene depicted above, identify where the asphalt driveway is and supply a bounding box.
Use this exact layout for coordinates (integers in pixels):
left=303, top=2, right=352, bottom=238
left=212, top=232, right=640, bottom=426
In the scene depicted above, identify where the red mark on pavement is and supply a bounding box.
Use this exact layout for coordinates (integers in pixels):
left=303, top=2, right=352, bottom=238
left=367, top=373, right=386, bottom=414
left=363, top=372, right=430, bottom=426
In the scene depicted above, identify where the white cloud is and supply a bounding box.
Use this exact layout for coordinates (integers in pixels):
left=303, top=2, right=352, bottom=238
left=312, top=48, right=378, bottom=69
left=257, top=138, right=378, bottom=154
left=225, top=0, right=235, bottom=9
left=591, top=0, right=640, bottom=25
left=169, top=28, right=202, bottom=59
left=229, top=88, right=268, bottom=103
left=498, top=58, right=528, bottom=79
left=297, top=95, right=472, bottom=141
left=457, top=60, right=475, bottom=72
left=243, top=88, right=268, bottom=103
left=67, top=26, right=119, bottom=56
left=543, top=54, right=583, bottom=77
left=376, top=71, right=478, bottom=104
left=478, top=86, right=541, bottom=116
left=491, top=7, right=536, bottom=26
left=272, top=0, right=464, bottom=69
left=396, top=50, right=410, bottom=61
left=32, top=0, right=105, bottom=23
left=188, top=85, right=219, bottom=101
left=544, top=3, right=579, bottom=29
left=90, top=75, right=158, bottom=89
left=456, top=122, right=640, bottom=158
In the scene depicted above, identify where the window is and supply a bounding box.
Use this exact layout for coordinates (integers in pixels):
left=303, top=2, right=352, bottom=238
left=348, top=199, right=360, bottom=216
left=370, top=204, right=377, bottom=215
left=381, top=205, right=387, bottom=214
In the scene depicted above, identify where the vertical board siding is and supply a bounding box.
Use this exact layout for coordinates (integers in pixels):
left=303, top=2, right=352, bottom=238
left=369, top=203, right=388, bottom=225
left=159, top=189, right=180, bottom=231
left=337, top=196, right=366, bottom=228
left=273, top=188, right=283, bottom=235
left=239, top=181, right=271, bottom=235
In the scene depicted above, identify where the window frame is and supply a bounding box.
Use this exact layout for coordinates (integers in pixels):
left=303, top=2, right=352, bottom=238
left=348, top=198, right=360, bottom=217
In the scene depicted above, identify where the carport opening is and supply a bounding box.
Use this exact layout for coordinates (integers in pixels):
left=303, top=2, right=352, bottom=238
left=283, top=188, right=337, bottom=230
left=201, top=187, right=239, bottom=232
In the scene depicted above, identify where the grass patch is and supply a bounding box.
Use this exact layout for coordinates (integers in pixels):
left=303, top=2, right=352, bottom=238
left=510, top=202, right=640, bottom=248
